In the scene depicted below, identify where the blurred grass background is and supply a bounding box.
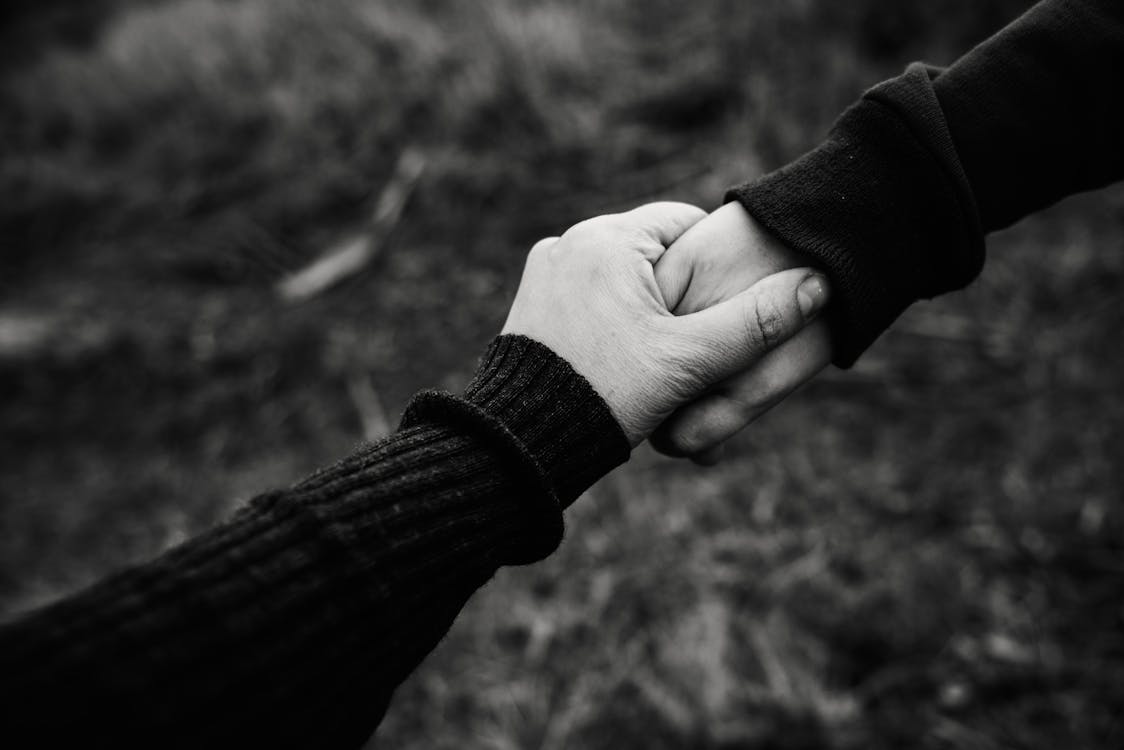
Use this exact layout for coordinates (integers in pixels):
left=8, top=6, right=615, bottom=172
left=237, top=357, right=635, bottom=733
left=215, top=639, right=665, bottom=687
left=2, top=0, right=1123, bottom=747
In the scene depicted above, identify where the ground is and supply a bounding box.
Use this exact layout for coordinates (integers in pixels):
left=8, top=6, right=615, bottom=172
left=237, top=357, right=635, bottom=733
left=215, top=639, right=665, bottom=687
left=2, top=0, right=1122, bottom=747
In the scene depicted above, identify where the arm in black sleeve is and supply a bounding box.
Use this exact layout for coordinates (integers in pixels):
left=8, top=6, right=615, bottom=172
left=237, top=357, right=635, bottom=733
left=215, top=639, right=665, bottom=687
left=936, top=0, right=1124, bottom=230
left=726, top=0, right=1124, bottom=366
left=0, top=335, right=629, bottom=749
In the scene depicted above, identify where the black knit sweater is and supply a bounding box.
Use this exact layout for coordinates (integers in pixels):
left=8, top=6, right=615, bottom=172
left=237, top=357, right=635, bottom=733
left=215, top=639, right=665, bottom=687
left=729, top=0, right=1124, bottom=365
left=0, top=337, right=630, bottom=748
left=2, top=0, right=1122, bottom=747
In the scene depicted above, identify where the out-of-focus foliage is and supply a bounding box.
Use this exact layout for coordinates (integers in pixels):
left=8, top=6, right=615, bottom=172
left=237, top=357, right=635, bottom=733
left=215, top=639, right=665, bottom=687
left=3, top=1, right=1123, bottom=748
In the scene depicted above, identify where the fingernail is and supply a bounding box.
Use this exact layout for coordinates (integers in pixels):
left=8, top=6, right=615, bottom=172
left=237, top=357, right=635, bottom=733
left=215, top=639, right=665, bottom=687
left=797, top=273, right=829, bottom=319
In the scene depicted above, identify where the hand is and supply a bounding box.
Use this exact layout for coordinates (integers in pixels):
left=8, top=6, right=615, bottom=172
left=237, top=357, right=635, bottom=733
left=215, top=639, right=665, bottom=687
left=651, top=201, right=833, bottom=462
left=501, top=202, right=829, bottom=446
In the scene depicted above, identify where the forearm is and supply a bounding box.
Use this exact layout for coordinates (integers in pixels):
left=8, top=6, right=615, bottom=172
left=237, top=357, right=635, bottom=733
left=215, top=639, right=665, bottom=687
left=1, top=428, right=520, bottom=749
left=729, top=0, right=1124, bottom=366
left=0, top=193, right=822, bottom=745
left=935, top=0, right=1124, bottom=230
left=0, top=336, right=628, bottom=748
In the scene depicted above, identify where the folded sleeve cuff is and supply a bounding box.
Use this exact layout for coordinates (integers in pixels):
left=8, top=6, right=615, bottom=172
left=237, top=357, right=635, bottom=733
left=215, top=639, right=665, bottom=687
left=726, top=63, right=985, bottom=367
left=400, top=334, right=629, bottom=562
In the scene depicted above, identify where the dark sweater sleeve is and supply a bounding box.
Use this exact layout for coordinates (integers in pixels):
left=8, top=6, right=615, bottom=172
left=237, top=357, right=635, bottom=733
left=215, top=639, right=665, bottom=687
left=727, top=0, right=1124, bottom=366
left=0, top=335, right=629, bottom=749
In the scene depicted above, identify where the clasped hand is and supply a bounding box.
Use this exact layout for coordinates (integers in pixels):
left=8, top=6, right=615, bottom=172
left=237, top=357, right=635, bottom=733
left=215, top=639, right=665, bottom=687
left=502, top=202, right=831, bottom=453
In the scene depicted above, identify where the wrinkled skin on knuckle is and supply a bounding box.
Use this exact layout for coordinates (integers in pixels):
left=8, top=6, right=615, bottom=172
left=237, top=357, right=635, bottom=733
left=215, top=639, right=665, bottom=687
left=669, top=395, right=753, bottom=455
left=712, top=390, right=757, bottom=425
left=564, top=215, right=621, bottom=251
left=738, top=364, right=798, bottom=413
left=670, top=420, right=709, bottom=455
left=663, top=400, right=728, bottom=456
left=618, top=225, right=661, bottom=255
left=744, top=295, right=787, bottom=356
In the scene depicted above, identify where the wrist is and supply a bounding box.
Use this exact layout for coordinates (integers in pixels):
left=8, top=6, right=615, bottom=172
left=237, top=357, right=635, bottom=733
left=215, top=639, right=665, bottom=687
left=726, top=64, right=984, bottom=367
left=462, top=335, right=630, bottom=506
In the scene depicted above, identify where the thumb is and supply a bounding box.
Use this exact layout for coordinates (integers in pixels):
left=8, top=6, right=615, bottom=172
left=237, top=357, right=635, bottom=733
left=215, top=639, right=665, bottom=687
left=675, top=268, right=830, bottom=383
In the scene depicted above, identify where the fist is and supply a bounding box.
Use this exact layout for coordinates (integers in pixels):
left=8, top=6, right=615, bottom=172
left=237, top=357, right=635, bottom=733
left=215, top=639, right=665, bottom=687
left=502, top=202, right=829, bottom=446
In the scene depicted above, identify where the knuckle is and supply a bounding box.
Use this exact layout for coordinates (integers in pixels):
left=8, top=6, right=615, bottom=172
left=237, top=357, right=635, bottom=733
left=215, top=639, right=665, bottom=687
left=725, top=391, right=771, bottom=425
left=670, top=420, right=709, bottom=456
left=650, top=200, right=706, bottom=222
left=725, top=393, right=759, bottom=422
left=720, top=371, right=794, bottom=424
left=677, top=203, right=708, bottom=225
left=615, top=224, right=648, bottom=248
left=745, top=296, right=787, bottom=353
left=529, top=236, right=559, bottom=258
left=564, top=215, right=617, bottom=242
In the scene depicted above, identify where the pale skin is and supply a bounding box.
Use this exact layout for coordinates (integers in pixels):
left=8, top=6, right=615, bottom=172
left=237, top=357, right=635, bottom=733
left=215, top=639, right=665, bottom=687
left=652, top=202, right=834, bottom=463
left=501, top=201, right=830, bottom=447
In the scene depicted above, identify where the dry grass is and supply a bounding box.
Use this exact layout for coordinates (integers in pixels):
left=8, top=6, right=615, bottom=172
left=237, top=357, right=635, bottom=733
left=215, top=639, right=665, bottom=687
left=2, top=0, right=1122, bottom=747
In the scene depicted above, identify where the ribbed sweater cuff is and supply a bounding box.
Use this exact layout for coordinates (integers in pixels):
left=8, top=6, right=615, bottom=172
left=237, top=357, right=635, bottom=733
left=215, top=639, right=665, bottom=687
left=400, top=334, right=629, bottom=557
left=726, top=63, right=985, bottom=367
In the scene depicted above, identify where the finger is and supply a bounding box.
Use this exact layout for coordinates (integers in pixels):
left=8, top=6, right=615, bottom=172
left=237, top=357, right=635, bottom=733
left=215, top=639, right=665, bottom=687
left=654, top=202, right=759, bottom=312
left=689, top=443, right=725, bottom=467
left=652, top=224, right=697, bottom=311
left=651, top=322, right=831, bottom=457
left=618, top=201, right=707, bottom=254
left=675, top=267, right=829, bottom=385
